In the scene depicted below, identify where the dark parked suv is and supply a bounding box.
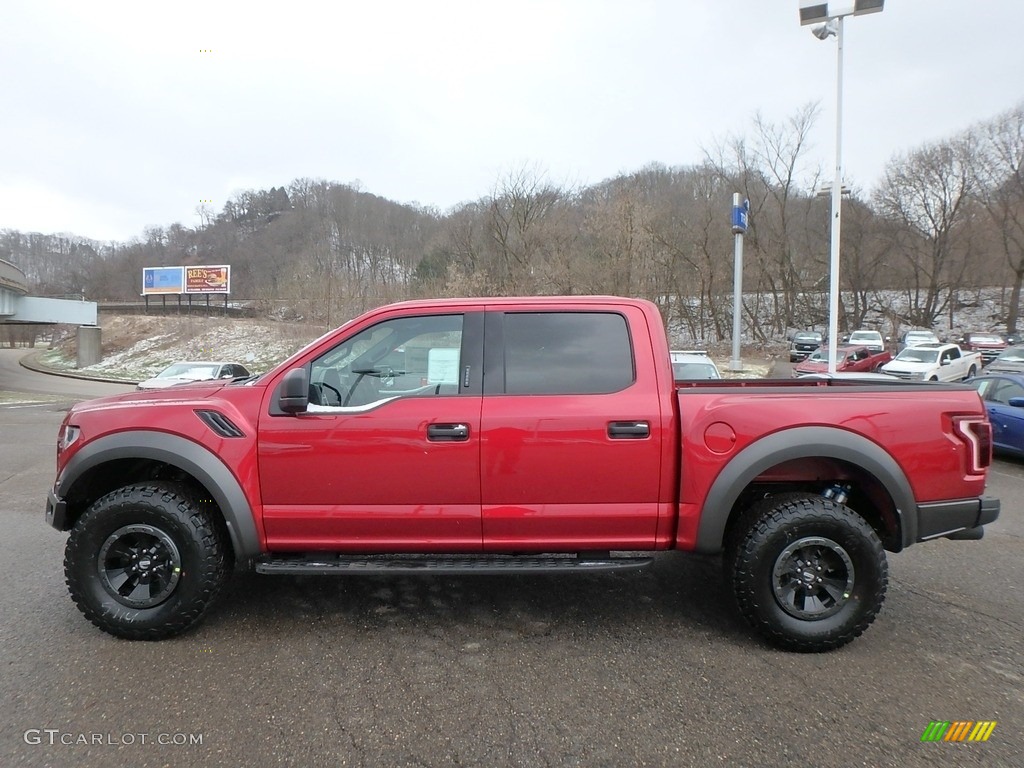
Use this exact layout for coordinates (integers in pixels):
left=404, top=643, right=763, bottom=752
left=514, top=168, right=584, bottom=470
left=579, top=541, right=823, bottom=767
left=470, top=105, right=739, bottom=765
left=789, top=331, right=823, bottom=362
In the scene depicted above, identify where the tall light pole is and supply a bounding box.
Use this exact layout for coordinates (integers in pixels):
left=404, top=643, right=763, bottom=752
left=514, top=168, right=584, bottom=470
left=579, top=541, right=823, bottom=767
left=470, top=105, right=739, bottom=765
left=800, top=0, right=884, bottom=373
left=730, top=194, right=750, bottom=372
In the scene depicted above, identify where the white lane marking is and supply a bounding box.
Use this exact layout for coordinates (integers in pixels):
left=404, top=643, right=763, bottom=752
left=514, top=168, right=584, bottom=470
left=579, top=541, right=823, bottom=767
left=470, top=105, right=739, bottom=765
left=990, top=467, right=1024, bottom=479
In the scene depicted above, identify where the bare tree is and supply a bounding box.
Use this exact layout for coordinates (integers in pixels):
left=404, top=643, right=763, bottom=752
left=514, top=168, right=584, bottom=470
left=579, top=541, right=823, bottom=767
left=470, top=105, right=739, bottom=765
left=872, top=134, right=979, bottom=328
left=485, top=166, right=566, bottom=294
left=973, top=102, right=1024, bottom=333
left=704, top=104, right=824, bottom=338
left=837, top=195, right=892, bottom=330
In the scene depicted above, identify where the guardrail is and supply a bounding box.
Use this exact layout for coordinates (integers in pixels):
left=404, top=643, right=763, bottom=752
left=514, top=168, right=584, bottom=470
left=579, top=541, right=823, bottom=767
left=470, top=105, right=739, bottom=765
left=97, top=302, right=259, bottom=317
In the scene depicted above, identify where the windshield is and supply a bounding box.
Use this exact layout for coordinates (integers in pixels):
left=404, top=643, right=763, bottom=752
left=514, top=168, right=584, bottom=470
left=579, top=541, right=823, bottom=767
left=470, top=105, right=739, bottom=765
left=895, top=349, right=938, bottom=363
left=157, top=363, right=220, bottom=379
left=849, top=332, right=880, bottom=342
left=970, top=334, right=1003, bottom=343
left=995, top=347, right=1024, bottom=362
left=807, top=349, right=847, bottom=363
left=794, top=333, right=821, bottom=342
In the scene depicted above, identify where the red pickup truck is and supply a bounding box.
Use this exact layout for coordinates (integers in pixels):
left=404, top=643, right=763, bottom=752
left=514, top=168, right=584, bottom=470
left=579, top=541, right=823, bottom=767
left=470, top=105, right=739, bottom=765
left=47, top=297, right=999, bottom=652
left=793, top=344, right=892, bottom=376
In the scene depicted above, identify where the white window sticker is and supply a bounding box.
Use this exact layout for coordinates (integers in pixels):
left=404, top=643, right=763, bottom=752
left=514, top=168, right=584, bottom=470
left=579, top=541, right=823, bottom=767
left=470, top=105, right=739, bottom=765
left=427, top=348, right=460, bottom=385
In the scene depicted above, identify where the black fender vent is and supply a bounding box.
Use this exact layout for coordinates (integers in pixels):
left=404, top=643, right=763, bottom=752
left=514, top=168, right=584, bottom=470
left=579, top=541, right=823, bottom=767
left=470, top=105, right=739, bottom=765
left=194, top=409, right=245, bottom=438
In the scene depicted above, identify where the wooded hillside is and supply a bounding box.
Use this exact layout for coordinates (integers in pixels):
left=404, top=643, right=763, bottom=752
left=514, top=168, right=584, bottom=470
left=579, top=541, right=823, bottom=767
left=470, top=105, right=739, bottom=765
left=4, top=102, right=1022, bottom=341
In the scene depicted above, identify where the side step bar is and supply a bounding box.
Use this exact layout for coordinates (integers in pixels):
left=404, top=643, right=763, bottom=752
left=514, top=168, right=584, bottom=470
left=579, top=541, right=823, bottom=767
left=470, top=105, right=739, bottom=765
left=255, top=553, right=653, bottom=576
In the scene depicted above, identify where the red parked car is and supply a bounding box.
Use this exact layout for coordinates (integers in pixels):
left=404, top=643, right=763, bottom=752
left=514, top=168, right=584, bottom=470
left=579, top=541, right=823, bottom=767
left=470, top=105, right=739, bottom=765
left=794, top=344, right=892, bottom=377
left=961, top=332, right=1008, bottom=366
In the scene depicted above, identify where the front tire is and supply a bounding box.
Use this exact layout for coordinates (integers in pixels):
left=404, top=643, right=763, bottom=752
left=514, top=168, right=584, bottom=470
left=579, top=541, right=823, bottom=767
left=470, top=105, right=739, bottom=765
left=727, top=496, right=887, bottom=652
left=64, top=483, right=228, bottom=640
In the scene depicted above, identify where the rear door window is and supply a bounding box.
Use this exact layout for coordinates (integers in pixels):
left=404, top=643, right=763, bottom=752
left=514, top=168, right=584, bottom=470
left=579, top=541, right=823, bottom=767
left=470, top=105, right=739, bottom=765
left=500, top=312, right=634, bottom=395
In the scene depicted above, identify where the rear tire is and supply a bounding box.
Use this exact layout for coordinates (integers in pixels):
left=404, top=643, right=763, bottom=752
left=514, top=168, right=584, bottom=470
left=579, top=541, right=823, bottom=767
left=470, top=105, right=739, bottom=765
left=65, top=482, right=227, bottom=640
left=964, top=366, right=977, bottom=380
left=727, top=496, right=887, bottom=652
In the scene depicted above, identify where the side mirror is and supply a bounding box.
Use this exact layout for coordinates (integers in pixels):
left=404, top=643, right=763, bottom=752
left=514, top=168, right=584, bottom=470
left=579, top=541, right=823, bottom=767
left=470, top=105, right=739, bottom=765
left=278, top=368, right=309, bottom=413
left=1008, top=397, right=1024, bottom=408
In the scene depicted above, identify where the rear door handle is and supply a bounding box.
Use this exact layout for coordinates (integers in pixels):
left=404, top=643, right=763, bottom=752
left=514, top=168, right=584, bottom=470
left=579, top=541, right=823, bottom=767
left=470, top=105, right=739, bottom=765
left=427, top=423, right=470, bottom=441
left=608, top=421, right=650, bottom=439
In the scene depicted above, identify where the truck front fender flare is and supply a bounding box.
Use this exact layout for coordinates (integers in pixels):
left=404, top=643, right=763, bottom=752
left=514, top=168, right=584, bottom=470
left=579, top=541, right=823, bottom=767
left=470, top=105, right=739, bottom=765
left=695, top=426, right=916, bottom=553
left=57, top=431, right=262, bottom=563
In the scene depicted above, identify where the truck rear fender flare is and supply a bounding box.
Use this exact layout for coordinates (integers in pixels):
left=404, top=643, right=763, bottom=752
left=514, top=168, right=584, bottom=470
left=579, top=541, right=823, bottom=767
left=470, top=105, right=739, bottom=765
left=56, top=431, right=262, bottom=564
left=695, top=426, right=916, bottom=553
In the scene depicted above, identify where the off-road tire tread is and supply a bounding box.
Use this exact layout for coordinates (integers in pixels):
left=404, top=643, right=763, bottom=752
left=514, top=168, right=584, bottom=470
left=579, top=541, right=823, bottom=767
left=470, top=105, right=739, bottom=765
left=64, top=482, right=227, bottom=640
left=728, top=497, right=888, bottom=653
left=723, top=492, right=814, bottom=577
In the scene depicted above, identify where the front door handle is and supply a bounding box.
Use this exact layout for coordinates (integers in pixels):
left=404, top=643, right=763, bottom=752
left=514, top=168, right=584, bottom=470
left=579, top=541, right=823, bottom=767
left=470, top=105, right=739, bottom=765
left=608, top=421, right=650, bottom=439
left=427, top=423, right=470, bottom=441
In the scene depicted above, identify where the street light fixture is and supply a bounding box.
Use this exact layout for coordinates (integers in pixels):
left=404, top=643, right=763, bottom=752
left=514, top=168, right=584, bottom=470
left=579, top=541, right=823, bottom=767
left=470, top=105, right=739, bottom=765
left=800, top=0, right=884, bottom=26
left=812, top=21, right=837, bottom=40
left=799, top=0, right=884, bottom=373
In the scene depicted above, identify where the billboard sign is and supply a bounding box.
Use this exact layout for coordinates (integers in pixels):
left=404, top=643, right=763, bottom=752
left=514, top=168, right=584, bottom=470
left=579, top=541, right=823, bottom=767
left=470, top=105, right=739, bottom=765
left=142, top=266, right=185, bottom=295
left=185, top=265, right=231, bottom=294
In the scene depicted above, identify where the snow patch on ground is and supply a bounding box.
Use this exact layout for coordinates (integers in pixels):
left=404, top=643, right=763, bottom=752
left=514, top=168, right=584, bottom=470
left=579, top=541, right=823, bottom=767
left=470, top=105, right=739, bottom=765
left=42, top=314, right=322, bottom=383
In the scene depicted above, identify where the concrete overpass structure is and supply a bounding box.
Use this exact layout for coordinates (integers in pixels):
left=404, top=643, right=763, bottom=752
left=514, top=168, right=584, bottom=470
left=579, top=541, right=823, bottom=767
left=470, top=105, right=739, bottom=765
left=1, top=258, right=101, bottom=366
left=0, top=258, right=97, bottom=326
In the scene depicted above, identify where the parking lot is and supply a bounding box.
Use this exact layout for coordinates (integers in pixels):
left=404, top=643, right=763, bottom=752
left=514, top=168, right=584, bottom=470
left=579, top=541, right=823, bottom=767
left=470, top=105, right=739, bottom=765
left=1, top=352, right=1022, bottom=767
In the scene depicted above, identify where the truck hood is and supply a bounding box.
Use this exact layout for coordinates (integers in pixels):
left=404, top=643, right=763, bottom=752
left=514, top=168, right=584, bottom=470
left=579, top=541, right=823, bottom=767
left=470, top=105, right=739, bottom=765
left=882, top=360, right=931, bottom=373
left=795, top=360, right=832, bottom=374
left=69, top=380, right=232, bottom=413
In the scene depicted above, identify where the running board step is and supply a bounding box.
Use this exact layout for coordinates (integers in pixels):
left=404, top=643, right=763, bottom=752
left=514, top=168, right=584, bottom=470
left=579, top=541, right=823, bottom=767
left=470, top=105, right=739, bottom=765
left=255, top=553, right=653, bottom=576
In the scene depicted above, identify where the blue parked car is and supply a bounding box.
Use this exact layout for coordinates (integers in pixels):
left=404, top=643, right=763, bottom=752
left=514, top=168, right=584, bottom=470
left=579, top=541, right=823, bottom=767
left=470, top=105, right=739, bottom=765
left=970, top=373, right=1024, bottom=458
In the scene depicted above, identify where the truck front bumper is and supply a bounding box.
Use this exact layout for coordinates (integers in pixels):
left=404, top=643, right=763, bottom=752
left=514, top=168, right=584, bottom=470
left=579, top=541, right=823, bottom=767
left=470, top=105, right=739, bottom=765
left=46, top=488, right=69, bottom=531
left=916, top=496, right=1000, bottom=542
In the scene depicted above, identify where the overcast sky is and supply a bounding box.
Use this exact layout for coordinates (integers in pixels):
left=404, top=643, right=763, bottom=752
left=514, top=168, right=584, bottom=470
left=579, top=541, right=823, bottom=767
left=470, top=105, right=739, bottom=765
left=2, top=0, right=1022, bottom=243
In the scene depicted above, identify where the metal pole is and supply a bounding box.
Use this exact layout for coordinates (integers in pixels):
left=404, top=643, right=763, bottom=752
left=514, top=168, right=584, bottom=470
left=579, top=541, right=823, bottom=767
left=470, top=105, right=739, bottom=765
left=730, top=193, right=744, bottom=372
left=827, top=16, right=844, bottom=374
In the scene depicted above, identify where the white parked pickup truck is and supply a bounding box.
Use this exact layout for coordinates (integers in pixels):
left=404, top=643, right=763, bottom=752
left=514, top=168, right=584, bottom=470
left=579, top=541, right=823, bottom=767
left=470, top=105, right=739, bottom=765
left=881, top=342, right=981, bottom=382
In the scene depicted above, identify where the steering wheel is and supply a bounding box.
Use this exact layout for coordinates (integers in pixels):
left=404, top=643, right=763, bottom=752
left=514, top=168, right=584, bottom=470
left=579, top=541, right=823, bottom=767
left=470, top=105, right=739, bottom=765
left=321, top=381, right=342, bottom=405
left=342, top=372, right=368, bottom=407
left=342, top=367, right=401, bottom=405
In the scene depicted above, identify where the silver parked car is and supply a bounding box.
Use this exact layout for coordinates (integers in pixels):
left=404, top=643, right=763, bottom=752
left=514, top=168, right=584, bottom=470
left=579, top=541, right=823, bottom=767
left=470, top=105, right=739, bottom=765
left=900, top=330, right=941, bottom=349
left=137, top=361, right=251, bottom=390
left=984, top=345, right=1024, bottom=375
left=670, top=350, right=721, bottom=380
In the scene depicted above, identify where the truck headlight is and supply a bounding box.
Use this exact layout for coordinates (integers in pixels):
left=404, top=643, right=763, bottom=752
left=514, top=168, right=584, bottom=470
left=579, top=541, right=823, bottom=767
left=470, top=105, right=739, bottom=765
left=57, top=424, right=80, bottom=455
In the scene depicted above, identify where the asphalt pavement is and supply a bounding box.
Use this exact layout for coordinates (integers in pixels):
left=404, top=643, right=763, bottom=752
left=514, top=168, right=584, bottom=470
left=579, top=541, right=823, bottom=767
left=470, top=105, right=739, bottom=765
left=1, top=349, right=1021, bottom=767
